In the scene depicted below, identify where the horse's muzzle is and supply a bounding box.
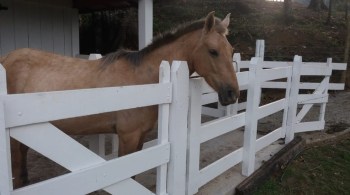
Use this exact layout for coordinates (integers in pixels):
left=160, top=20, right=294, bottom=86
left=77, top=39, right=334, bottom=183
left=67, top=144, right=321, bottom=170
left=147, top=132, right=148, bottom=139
left=218, top=85, right=239, bottom=106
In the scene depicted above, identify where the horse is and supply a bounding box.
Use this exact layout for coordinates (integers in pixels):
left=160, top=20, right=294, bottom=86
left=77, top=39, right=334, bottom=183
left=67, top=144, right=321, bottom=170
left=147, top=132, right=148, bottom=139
left=0, top=11, right=239, bottom=188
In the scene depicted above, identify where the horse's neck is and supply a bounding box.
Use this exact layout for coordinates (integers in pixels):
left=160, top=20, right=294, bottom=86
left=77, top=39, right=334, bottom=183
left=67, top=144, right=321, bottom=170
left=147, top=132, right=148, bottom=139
left=142, top=30, right=200, bottom=76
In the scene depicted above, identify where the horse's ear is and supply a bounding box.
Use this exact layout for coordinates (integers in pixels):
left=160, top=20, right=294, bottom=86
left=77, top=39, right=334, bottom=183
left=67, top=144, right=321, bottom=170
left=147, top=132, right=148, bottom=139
left=204, top=11, right=215, bottom=34
left=221, top=13, right=231, bottom=28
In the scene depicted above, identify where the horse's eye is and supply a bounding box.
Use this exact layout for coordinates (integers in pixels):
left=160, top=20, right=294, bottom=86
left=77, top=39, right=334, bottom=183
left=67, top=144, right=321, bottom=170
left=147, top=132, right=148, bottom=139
left=209, top=49, right=219, bottom=57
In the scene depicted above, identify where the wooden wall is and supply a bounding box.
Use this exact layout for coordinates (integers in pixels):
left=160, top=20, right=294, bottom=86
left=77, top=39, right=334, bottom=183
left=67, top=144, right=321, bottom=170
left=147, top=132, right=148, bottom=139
left=0, top=0, right=79, bottom=57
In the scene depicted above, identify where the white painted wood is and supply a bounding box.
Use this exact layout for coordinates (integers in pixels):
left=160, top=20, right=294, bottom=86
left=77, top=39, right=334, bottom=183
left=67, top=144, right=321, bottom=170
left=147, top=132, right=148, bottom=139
left=233, top=53, right=241, bottom=71
left=104, top=179, right=154, bottom=195
left=14, top=1, right=28, bottom=49
left=285, top=55, right=302, bottom=143
left=187, top=78, right=203, bottom=195
left=52, top=7, right=65, bottom=55
left=0, top=0, right=15, bottom=55
left=201, top=81, right=215, bottom=94
left=255, top=40, right=265, bottom=59
left=198, top=148, right=243, bottom=188
left=257, top=99, right=286, bottom=119
left=300, top=65, right=332, bottom=76
left=142, top=139, right=158, bottom=150
left=5, top=83, right=172, bottom=128
left=306, top=62, right=346, bottom=70
left=297, top=94, right=328, bottom=104
left=242, top=57, right=261, bottom=176
left=167, top=61, right=189, bottom=195
left=0, top=65, right=12, bottom=195
left=41, top=5, right=54, bottom=52
left=138, top=0, right=153, bottom=49
left=12, top=144, right=170, bottom=195
left=296, top=104, right=313, bottom=123
left=259, top=67, right=290, bottom=82
left=10, top=123, right=105, bottom=171
left=201, top=93, right=218, bottom=105
left=255, top=127, right=283, bottom=152
left=201, top=106, right=225, bottom=118
left=261, top=81, right=288, bottom=89
left=238, top=61, right=346, bottom=71
left=156, top=61, right=170, bottom=195
left=294, top=121, right=325, bottom=133
left=281, top=66, right=293, bottom=136
left=88, top=53, right=103, bottom=60
left=28, top=4, right=42, bottom=50
left=261, top=81, right=345, bottom=91
left=237, top=71, right=250, bottom=88
left=200, top=112, right=246, bottom=143
left=88, top=134, right=106, bottom=157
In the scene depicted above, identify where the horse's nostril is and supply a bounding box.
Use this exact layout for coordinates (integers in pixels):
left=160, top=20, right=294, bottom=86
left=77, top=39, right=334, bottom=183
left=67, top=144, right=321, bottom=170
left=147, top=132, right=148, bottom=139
left=227, top=89, right=238, bottom=102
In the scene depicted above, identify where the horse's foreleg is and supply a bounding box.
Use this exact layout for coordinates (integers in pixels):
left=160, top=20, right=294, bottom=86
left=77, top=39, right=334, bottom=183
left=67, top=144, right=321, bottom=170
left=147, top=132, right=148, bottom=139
left=11, top=139, right=29, bottom=188
left=118, top=131, right=145, bottom=157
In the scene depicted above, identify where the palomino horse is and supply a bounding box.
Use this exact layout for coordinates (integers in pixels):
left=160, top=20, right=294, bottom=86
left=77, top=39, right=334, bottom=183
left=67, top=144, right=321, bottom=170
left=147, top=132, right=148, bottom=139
left=0, top=11, right=239, bottom=188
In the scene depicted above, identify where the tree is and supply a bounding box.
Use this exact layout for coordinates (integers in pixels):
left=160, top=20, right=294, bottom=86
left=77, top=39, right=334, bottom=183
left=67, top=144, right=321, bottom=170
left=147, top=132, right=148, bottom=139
left=346, top=0, right=349, bottom=20
left=326, top=0, right=333, bottom=24
left=308, top=0, right=328, bottom=11
left=284, top=0, right=293, bottom=23
left=342, top=1, right=350, bottom=89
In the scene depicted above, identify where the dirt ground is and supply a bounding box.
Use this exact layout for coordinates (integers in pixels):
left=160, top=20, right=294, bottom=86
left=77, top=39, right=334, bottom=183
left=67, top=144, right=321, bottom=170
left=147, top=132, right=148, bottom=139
left=19, top=90, right=350, bottom=194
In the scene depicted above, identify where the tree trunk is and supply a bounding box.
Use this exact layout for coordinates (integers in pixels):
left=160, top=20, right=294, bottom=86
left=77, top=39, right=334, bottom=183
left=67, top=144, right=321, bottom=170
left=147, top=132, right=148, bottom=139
left=342, top=14, right=350, bottom=89
left=284, top=0, right=293, bottom=23
left=308, top=0, right=327, bottom=11
left=326, top=0, right=333, bottom=24
left=346, top=0, right=349, bottom=21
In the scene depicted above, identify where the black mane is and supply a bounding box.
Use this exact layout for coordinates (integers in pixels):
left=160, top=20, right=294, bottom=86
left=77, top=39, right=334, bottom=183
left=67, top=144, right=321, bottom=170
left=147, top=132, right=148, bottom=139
left=101, top=17, right=223, bottom=67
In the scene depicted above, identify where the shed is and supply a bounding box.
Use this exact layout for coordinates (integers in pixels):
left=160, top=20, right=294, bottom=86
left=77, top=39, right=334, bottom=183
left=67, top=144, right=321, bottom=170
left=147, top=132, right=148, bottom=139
left=0, top=0, right=153, bottom=57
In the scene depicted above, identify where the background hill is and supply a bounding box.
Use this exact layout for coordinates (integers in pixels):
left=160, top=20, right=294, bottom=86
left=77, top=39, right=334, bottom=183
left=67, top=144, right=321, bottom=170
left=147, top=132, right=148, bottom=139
left=80, top=0, right=346, bottom=61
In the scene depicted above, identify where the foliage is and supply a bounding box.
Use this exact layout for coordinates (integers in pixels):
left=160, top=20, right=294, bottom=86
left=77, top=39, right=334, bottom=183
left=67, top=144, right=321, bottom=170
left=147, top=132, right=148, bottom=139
left=79, top=0, right=347, bottom=64
left=253, top=138, right=350, bottom=195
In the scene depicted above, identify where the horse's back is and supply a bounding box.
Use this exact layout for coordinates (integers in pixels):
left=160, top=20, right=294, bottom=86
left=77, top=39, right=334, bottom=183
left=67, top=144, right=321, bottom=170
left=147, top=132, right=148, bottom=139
left=1, top=48, right=100, bottom=94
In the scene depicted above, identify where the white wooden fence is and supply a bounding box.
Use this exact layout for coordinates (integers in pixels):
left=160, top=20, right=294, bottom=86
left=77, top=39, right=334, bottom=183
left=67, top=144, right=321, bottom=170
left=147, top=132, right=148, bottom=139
left=0, top=41, right=347, bottom=194
left=0, top=61, right=189, bottom=195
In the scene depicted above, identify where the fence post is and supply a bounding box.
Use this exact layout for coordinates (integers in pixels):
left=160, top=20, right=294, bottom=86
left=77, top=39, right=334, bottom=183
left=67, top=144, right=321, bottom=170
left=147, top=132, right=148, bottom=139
left=233, top=53, right=241, bottom=72
left=186, top=78, right=203, bottom=195
left=319, top=58, right=332, bottom=125
left=281, top=66, right=293, bottom=137
left=242, top=57, right=261, bottom=176
left=0, top=64, right=13, bottom=195
left=156, top=61, right=171, bottom=195
left=167, top=61, right=189, bottom=195
left=255, top=40, right=265, bottom=60
left=285, top=55, right=302, bottom=143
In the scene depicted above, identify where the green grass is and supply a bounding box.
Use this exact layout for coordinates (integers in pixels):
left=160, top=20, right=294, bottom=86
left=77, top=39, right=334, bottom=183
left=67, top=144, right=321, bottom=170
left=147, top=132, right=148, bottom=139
left=253, top=138, right=350, bottom=195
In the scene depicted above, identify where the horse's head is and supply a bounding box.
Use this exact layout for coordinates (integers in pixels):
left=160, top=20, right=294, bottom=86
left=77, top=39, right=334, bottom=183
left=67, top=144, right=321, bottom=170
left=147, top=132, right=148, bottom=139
left=191, top=12, right=239, bottom=106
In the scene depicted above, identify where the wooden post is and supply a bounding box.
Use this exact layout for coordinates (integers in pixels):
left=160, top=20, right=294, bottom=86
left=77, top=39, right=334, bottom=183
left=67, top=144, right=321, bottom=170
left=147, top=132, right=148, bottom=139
left=167, top=61, right=189, bottom=195
left=138, top=0, right=153, bottom=50
left=0, top=64, right=13, bottom=195
left=255, top=40, right=265, bottom=60
left=156, top=61, right=170, bottom=195
left=186, top=78, right=203, bottom=195
left=285, top=55, right=302, bottom=143
left=242, top=57, right=261, bottom=176
left=319, top=58, right=332, bottom=125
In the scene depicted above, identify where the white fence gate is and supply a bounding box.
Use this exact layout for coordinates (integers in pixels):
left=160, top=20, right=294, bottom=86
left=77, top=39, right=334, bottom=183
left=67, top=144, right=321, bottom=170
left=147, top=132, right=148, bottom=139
left=0, top=40, right=347, bottom=195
